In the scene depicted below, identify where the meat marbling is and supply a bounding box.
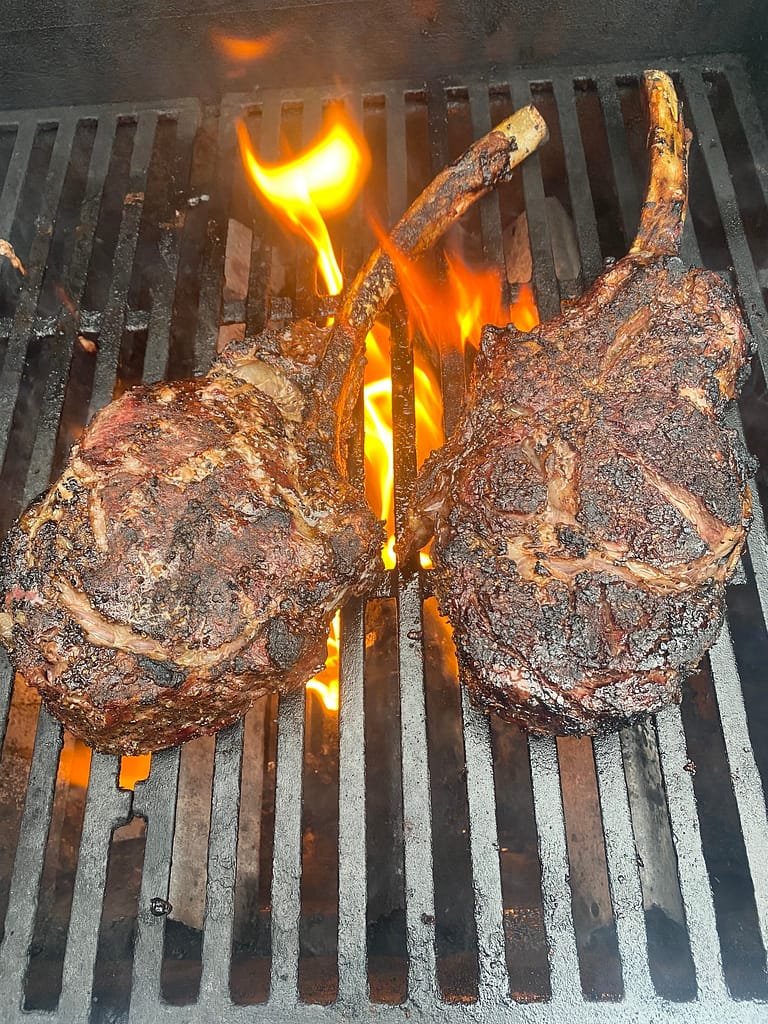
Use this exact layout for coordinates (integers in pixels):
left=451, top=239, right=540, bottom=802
left=0, top=107, right=548, bottom=754
left=399, top=71, right=755, bottom=735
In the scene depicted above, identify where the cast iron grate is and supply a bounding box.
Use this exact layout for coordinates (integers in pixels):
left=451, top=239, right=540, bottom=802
left=0, top=56, right=767, bottom=1022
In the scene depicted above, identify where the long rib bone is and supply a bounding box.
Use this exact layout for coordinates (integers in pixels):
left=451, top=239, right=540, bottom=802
left=630, top=69, right=691, bottom=257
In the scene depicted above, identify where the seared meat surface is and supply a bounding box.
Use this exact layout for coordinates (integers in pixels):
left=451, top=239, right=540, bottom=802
left=0, top=107, right=547, bottom=754
left=400, top=72, right=754, bottom=735
left=2, top=377, right=379, bottom=752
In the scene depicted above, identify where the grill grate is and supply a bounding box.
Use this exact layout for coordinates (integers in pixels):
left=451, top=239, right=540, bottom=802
left=0, top=56, right=767, bottom=1022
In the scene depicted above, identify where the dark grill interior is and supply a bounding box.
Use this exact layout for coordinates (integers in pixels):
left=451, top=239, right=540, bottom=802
left=0, top=56, right=767, bottom=1022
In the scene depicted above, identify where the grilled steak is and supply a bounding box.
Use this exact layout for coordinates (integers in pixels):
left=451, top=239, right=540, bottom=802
left=0, top=107, right=548, bottom=755
left=399, top=71, right=755, bottom=735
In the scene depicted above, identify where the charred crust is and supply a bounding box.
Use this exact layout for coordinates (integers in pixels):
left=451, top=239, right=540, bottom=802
left=135, top=655, right=186, bottom=689
left=556, top=526, right=589, bottom=558
left=329, top=524, right=367, bottom=573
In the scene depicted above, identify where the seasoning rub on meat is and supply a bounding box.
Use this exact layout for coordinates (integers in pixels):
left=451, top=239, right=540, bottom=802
left=0, top=107, right=548, bottom=754
left=399, top=71, right=755, bottom=735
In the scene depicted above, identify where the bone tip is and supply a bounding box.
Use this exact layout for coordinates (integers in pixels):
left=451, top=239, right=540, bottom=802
left=642, top=69, right=680, bottom=122
left=494, top=105, right=549, bottom=148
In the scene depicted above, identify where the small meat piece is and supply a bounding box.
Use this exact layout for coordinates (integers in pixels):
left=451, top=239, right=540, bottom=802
left=0, top=107, right=548, bottom=754
left=399, top=71, right=754, bottom=736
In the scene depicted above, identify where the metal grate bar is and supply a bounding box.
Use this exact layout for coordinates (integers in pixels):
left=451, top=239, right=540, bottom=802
left=333, top=89, right=368, bottom=1011
left=88, top=111, right=159, bottom=415
left=240, top=91, right=281, bottom=346
left=596, top=76, right=641, bottom=245
left=22, top=115, right=119, bottom=502
left=192, top=110, right=232, bottom=375
left=0, top=654, right=12, bottom=753
left=386, top=86, right=438, bottom=1008
left=58, top=756, right=132, bottom=1022
left=654, top=706, right=729, bottom=1000
left=142, top=106, right=200, bottom=384
left=511, top=78, right=560, bottom=321
left=0, top=115, right=78, bottom=466
left=551, top=74, right=604, bottom=285
left=396, top=571, right=438, bottom=1006
left=0, top=115, right=58, bottom=752
left=549, top=70, right=656, bottom=1003
left=461, top=84, right=512, bottom=1006
left=680, top=69, right=768, bottom=373
left=129, top=747, right=182, bottom=1022
left=268, top=691, right=306, bottom=1006
left=467, top=84, right=506, bottom=272
left=725, top=61, right=768, bottom=216
left=592, top=734, right=656, bottom=1002
left=744, top=479, right=768, bottom=631
left=335, top=598, right=368, bottom=1004
left=528, top=738, right=582, bottom=1006
left=199, top=720, right=245, bottom=1006
left=0, top=116, right=36, bottom=237
left=708, top=625, right=768, bottom=959
left=459, top=689, right=509, bottom=1003
left=0, top=708, right=64, bottom=1013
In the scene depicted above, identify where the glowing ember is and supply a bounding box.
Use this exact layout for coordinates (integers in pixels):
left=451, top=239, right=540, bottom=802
left=211, top=29, right=283, bottom=63
left=56, top=738, right=150, bottom=790
left=119, top=753, right=152, bottom=790
left=237, top=118, right=370, bottom=295
left=58, top=737, right=91, bottom=789
left=306, top=611, right=341, bottom=712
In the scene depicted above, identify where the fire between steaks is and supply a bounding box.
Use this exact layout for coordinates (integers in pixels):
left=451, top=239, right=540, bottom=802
left=0, top=107, right=548, bottom=755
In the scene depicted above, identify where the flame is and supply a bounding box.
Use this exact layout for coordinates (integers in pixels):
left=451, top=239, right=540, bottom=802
left=509, top=282, right=540, bottom=332
left=237, top=118, right=370, bottom=295
left=211, top=29, right=283, bottom=63
left=386, top=243, right=539, bottom=353
left=373, top=243, right=538, bottom=569
left=362, top=324, right=444, bottom=571
left=119, top=754, right=152, bottom=790
left=306, top=612, right=341, bottom=712
left=58, top=738, right=92, bottom=789
left=56, top=737, right=150, bottom=790
left=363, top=324, right=396, bottom=568
left=303, top=321, right=443, bottom=713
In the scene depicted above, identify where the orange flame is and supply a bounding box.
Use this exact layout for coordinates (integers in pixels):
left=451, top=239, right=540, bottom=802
left=306, top=611, right=341, bottom=712
left=510, top=282, right=540, bottom=332
left=58, top=738, right=92, bottom=789
left=387, top=244, right=539, bottom=353
left=362, top=323, right=444, bottom=570
left=374, top=243, right=538, bottom=569
left=119, top=754, right=152, bottom=790
left=237, top=118, right=370, bottom=295
left=211, top=29, right=283, bottom=63
left=57, top=738, right=150, bottom=791
left=363, top=324, right=396, bottom=568
left=304, top=321, right=443, bottom=711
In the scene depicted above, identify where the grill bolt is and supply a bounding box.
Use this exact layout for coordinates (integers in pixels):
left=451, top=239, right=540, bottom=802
left=150, top=897, right=173, bottom=917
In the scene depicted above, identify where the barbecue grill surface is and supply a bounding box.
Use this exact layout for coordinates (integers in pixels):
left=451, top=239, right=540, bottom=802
left=0, top=56, right=767, bottom=1023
